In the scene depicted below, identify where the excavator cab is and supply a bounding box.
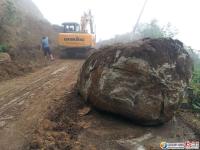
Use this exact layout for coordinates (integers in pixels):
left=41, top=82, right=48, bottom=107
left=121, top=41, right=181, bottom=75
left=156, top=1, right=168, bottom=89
left=62, top=22, right=80, bottom=33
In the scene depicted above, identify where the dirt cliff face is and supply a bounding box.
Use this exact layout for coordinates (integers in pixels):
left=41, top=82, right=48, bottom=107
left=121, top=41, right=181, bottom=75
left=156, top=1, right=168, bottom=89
left=0, top=0, right=58, bottom=81
left=0, top=0, right=57, bottom=63
left=77, top=38, right=193, bottom=125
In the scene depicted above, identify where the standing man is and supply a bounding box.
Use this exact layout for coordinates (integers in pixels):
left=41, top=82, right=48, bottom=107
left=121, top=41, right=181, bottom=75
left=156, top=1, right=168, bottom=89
left=41, top=36, right=54, bottom=60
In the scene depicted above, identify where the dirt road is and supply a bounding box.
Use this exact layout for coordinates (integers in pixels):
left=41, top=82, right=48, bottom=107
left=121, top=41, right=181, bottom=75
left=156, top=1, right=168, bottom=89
left=0, top=60, right=83, bottom=150
left=0, top=59, right=198, bottom=150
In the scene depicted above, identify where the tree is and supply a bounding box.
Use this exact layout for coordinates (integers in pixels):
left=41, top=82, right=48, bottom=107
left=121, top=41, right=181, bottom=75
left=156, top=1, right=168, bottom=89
left=186, top=46, right=200, bottom=70
left=184, top=46, right=200, bottom=111
left=135, top=19, right=178, bottom=39
left=97, top=19, right=178, bottom=47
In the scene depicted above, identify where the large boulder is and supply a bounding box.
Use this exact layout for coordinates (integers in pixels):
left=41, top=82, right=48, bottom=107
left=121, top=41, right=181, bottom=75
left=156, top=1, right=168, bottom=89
left=77, top=38, right=193, bottom=125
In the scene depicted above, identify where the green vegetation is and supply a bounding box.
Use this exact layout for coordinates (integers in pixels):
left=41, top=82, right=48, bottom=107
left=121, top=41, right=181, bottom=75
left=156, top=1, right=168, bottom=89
left=0, top=44, right=8, bottom=53
left=135, top=19, right=178, bottom=38
left=187, top=47, right=200, bottom=111
left=190, top=83, right=200, bottom=111
left=98, top=19, right=178, bottom=46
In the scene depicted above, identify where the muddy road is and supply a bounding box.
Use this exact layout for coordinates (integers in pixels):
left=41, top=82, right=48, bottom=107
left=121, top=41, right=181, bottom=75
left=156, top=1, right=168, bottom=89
left=0, top=60, right=83, bottom=150
left=0, top=59, right=198, bottom=150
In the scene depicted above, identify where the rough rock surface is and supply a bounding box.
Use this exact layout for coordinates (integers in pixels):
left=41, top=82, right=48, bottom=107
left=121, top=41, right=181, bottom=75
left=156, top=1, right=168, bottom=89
left=77, top=38, right=193, bottom=125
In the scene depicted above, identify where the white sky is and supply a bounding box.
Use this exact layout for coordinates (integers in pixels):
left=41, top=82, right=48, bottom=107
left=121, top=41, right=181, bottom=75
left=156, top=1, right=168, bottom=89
left=32, top=0, right=200, bottom=50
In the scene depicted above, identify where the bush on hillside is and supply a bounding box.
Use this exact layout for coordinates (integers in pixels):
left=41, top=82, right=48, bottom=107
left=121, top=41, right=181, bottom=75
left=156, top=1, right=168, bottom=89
left=0, top=44, right=8, bottom=53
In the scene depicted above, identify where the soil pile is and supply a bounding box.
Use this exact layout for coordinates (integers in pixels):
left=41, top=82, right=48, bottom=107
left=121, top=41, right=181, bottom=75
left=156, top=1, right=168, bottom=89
left=30, top=89, right=84, bottom=150
left=0, top=61, right=35, bottom=81
left=77, top=38, right=193, bottom=125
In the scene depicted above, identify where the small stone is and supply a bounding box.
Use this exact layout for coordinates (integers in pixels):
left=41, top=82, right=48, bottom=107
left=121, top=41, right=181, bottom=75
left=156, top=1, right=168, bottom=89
left=78, top=106, right=91, bottom=116
left=0, top=121, right=6, bottom=128
left=0, top=53, right=11, bottom=62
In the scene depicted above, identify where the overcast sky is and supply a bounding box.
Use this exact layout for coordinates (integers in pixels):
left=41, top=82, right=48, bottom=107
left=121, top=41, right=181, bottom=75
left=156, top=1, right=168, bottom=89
left=32, top=0, right=200, bottom=50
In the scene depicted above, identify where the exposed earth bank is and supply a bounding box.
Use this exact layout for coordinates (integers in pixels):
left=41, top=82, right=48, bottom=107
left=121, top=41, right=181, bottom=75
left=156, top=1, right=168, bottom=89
left=0, top=0, right=58, bottom=81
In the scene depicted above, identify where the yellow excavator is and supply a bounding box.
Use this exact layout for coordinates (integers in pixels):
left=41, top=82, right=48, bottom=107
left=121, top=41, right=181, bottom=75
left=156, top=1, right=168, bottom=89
left=58, top=10, right=96, bottom=58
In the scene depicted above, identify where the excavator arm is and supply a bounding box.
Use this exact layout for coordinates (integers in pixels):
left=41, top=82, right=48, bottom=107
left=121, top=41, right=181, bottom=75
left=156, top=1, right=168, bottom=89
left=80, top=10, right=94, bottom=34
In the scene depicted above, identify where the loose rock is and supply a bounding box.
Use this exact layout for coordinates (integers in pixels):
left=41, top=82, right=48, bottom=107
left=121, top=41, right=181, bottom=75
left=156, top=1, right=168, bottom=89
left=0, top=53, right=11, bottom=62
left=77, top=38, right=193, bottom=125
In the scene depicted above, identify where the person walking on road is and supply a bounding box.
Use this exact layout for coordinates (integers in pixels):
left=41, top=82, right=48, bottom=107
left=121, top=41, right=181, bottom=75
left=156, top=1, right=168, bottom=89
left=41, top=36, right=54, bottom=61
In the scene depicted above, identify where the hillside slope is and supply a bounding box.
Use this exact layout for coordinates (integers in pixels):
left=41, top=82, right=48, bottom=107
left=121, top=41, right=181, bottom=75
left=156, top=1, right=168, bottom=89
left=0, top=0, right=57, bottom=80
left=0, top=0, right=57, bottom=61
